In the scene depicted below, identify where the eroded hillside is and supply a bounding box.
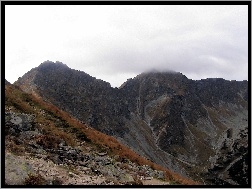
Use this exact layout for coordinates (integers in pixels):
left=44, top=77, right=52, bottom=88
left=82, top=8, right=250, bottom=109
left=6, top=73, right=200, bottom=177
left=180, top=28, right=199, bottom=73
left=14, top=61, right=249, bottom=185
left=4, top=82, right=195, bottom=186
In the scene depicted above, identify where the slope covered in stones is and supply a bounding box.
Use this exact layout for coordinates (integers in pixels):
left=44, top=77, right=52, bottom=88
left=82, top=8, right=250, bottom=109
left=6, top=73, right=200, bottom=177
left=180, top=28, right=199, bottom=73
left=4, top=82, right=195, bottom=186
left=14, top=61, right=249, bottom=185
left=119, top=73, right=248, bottom=185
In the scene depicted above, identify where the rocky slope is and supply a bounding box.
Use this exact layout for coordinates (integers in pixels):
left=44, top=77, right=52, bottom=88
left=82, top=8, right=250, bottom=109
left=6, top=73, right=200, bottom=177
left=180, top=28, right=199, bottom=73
left=5, top=82, right=194, bottom=186
left=15, top=61, right=129, bottom=137
left=119, top=72, right=248, bottom=185
left=14, top=61, right=249, bottom=185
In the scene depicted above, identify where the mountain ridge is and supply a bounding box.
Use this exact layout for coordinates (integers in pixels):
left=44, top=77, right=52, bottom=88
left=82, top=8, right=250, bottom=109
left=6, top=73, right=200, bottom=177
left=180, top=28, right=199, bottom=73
left=13, top=61, right=249, bottom=185
left=15, top=60, right=248, bottom=89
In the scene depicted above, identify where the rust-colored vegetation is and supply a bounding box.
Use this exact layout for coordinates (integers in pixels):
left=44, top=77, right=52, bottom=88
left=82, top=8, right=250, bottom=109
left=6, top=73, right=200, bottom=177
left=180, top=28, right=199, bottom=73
left=5, top=84, right=198, bottom=185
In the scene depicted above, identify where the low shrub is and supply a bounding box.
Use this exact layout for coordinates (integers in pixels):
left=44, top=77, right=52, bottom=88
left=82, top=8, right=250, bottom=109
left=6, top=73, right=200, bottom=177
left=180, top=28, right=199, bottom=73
left=36, top=135, right=61, bottom=149
left=24, top=173, right=47, bottom=185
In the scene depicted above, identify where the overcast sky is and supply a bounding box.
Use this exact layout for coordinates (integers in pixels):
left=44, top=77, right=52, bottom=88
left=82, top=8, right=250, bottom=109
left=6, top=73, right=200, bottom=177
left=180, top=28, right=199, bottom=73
left=5, top=5, right=248, bottom=87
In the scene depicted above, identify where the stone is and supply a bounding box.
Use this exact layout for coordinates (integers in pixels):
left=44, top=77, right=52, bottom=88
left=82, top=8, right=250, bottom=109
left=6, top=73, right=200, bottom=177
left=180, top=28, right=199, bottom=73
left=145, top=177, right=153, bottom=180
left=78, top=160, right=89, bottom=167
left=50, top=155, right=63, bottom=165
left=20, top=131, right=42, bottom=140
left=97, top=152, right=107, bottom=156
left=5, top=153, right=35, bottom=185
left=157, top=171, right=165, bottom=180
left=119, top=174, right=134, bottom=183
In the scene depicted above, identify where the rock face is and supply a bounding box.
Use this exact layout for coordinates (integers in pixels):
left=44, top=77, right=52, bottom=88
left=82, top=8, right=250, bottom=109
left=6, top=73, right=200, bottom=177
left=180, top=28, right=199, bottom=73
left=15, top=61, right=129, bottom=137
left=14, top=61, right=248, bottom=185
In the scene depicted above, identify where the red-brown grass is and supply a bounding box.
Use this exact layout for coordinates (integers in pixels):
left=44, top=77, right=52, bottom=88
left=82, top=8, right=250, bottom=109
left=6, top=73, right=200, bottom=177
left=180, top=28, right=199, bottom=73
left=5, top=84, right=199, bottom=185
left=30, top=94, right=198, bottom=184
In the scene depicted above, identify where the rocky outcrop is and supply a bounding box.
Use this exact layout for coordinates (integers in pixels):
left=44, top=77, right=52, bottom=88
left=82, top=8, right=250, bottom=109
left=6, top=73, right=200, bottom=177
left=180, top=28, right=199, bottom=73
left=5, top=111, right=168, bottom=185
left=14, top=61, right=248, bottom=185
left=206, top=127, right=248, bottom=185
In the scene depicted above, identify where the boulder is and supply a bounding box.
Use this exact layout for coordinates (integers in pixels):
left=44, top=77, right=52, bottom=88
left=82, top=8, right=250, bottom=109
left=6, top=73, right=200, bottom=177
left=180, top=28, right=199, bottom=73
left=119, top=174, right=135, bottom=183
left=156, top=171, right=165, bottom=180
left=5, top=153, right=35, bottom=185
left=5, top=113, right=35, bottom=135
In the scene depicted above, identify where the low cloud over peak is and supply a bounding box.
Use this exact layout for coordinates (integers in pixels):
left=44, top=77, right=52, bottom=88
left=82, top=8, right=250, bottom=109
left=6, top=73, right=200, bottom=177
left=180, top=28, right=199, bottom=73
left=5, top=5, right=248, bottom=87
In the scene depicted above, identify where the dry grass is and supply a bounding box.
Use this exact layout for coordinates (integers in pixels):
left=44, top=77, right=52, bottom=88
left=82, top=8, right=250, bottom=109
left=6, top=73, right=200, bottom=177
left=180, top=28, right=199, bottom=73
left=35, top=135, right=61, bottom=149
left=5, top=84, right=198, bottom=185
left=33, top=95, right=198, bottom=184
left=5, top=139, right=26, bottom=156
left=5, top=85, right=34, bottom=114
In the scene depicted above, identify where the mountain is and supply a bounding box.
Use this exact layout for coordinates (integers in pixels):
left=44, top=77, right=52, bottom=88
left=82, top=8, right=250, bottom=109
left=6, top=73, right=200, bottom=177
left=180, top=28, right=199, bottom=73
left=5, top=80, right=195, bottom=185
left=5, top=79, right=11, bottom=85
left=14, top=61, right=249, bottom=185
left=15, top=61, right=128, bottom=137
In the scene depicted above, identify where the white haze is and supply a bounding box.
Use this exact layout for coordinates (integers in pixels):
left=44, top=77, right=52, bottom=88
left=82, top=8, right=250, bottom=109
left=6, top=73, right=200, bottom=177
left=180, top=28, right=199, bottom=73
left=5, top=5, right=248, bottom=87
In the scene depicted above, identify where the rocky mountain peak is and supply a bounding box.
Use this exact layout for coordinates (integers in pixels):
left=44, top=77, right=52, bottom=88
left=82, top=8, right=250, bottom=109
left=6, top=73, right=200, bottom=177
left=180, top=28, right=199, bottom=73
left=120, top=71, right=188, bottom=92
left=134, top=70, right=186, bottom=81
left=37, top=60, right=69, bottom=70
left=13, top=61, right=248, bottom=185
left=5, top=79, right=11, bottom=85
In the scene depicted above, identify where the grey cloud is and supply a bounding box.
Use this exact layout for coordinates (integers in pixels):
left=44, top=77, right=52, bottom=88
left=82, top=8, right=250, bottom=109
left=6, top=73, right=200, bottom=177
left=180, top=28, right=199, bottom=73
left=5, top=5, right=248, bottom=87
